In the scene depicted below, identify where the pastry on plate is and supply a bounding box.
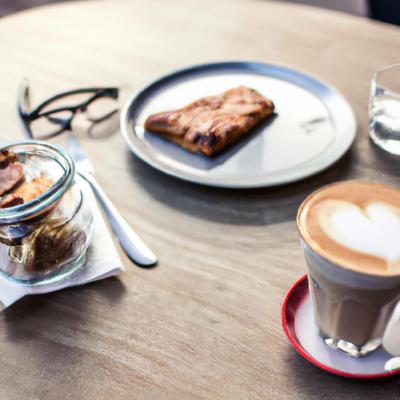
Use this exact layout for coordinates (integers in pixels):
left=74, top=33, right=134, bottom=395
left=144, top=86, right=275, bottom=156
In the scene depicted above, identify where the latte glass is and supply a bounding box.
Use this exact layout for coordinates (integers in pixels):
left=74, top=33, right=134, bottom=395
left=297, top=181, right=400, bottom=357
left=301, top=240, right=400, bottom=357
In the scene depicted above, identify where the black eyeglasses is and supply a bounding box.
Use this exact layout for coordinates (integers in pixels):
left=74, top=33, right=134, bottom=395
left=18, top=79, right=120, bottom=140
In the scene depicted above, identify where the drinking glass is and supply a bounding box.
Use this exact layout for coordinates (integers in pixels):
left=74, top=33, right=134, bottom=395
left=369, top=64, right=400, bottom=155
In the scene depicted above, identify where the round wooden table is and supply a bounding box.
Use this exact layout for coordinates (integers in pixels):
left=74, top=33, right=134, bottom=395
left=1, top=1, right=400, bottom=398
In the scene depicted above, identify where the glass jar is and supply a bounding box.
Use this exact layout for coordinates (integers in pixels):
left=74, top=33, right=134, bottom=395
left=0, top=141, right=93, bottom=285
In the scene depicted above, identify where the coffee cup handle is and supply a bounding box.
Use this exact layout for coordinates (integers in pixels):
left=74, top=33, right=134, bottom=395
left=383, top=302, right=400, bottom=355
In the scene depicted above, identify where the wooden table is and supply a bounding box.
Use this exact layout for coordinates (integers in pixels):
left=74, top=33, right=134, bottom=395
left=0, top=1, right=400, bottom=398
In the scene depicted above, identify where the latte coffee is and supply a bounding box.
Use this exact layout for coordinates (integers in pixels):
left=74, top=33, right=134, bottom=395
left=297, top=181, right=400, bottom=356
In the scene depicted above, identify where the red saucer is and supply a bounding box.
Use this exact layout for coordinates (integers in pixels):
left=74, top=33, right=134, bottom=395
left=282, top=275, right=400, bottom=379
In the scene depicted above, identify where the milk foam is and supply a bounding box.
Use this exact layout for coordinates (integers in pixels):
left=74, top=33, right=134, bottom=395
left=319, top=200, right=400, bottom=265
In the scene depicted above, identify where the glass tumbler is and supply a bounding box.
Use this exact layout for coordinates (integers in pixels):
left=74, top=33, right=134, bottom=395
left=369, top=64, right=400, bottom=155
left=0, top=141, right=93, bottom=286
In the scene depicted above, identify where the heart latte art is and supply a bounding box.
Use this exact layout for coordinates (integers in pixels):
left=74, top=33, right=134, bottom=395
left=298, top=181, right=400, bottom=276
left=319, top=200, right=400, bottom=267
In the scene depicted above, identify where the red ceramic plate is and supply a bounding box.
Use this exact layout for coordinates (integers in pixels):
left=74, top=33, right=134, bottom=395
left=282, top=275, right=400, bottom=379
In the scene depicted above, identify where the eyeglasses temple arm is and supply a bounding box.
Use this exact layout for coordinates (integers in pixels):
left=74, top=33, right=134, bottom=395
left=18, top=78, right=34, bottom=139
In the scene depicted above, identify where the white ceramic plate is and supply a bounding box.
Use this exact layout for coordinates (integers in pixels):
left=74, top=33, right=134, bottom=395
left=121, top=62, right=356, bottom=188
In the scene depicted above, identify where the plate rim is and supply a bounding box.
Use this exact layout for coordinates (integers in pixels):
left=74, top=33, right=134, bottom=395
left=120, top=61, right=357, bottom=189
left=281, top=274, right=400, bottom=379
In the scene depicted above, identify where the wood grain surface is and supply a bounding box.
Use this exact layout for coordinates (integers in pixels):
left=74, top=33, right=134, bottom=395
left=0, top=0, right=400, bottom=398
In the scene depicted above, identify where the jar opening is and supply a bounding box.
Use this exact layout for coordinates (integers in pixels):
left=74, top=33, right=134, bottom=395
left=0, top=141, right=75, bottom=224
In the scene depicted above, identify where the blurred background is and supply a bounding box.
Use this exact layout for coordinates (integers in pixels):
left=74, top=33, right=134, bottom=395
left=0, top=0, right=398, bottom=25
